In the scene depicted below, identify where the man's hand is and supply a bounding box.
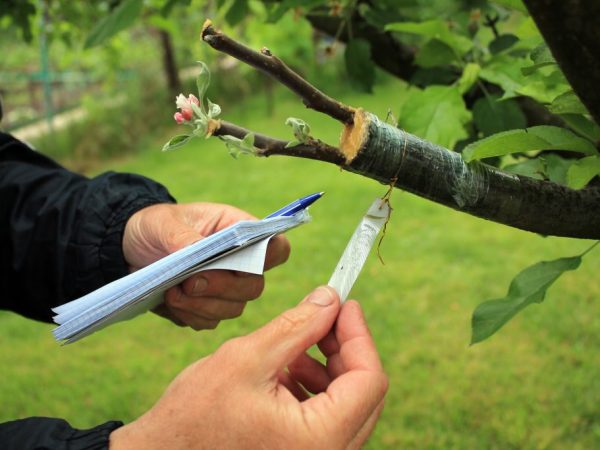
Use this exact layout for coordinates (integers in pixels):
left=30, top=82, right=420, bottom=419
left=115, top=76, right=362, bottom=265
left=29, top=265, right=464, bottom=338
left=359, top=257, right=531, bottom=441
left=110, top=286, right=388, bottom=450
left=122, top=203, right=290, bottom=330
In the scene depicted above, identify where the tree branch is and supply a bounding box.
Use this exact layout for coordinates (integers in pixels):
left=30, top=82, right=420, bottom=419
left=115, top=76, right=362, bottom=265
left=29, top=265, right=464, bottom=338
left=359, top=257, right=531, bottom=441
left=213, top=120, right=346, bottom=165
left=201, top=20, right=355, bottom=124
left=203, top=22, right=600, bottom=239
left=524, top=0, right=600, bottom=124
left=305, top=9, right=417, bottom=81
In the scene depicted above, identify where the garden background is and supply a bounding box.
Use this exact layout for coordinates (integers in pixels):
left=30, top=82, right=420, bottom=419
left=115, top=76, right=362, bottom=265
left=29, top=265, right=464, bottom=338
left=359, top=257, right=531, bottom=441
left=1, top=1, right=599, bottom=448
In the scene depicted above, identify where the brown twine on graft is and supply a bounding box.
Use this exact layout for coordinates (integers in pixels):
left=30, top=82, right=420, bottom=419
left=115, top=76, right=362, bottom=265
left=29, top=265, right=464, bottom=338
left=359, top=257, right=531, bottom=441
left=376, top=127, right=408, bottom=264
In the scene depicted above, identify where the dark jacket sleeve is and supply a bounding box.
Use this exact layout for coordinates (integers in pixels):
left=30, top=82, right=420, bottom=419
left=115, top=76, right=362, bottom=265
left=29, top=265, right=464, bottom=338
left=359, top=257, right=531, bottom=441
left=0, top=417, right=123, bottom=450
left=0, top=131, right=176, bottom=321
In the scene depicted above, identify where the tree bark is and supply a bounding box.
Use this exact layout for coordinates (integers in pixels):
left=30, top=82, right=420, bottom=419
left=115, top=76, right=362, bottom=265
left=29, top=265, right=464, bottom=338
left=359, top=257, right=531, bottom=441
left=524, top=0, right=600, bottom=124
left=342, top=110, right=600, bottom=239
left=158, top=29, right=181, bottom=97
left=213, top=113, right=600, bottom=239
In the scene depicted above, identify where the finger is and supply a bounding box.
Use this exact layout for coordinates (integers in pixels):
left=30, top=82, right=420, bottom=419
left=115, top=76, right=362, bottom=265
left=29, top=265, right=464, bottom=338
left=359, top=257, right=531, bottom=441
left=161, top=286, right=222, bottom=330
left=325, top=353, right=345, bottom=379
left=288, top=352, right=332, bottom=394
left=244, top=286, right=340, bottom=376
left=277, top=370, right=310, bottom=401
left=180, top=271, right=265, bottom=302
left=304, top=369, right=388, bottom=442
left=152, top=303, right=186, bottom=327
left=167, top=306, right=221, bottom=331
left=165, top=289, right=247, bottom=320
left=264, top=234, right=291, bottom=271
left=335, top=301, right=383, bottom=372
left=347, top=398, right=386, bottom=450
left=317, top=329, right=340, bottom=358
left=302, top=300, right=388, bottom=440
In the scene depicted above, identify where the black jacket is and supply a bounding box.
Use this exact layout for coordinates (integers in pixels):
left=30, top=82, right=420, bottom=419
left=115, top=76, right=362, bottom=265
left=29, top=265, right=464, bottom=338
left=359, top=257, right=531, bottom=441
left=0, top=132, right=175, bottom=448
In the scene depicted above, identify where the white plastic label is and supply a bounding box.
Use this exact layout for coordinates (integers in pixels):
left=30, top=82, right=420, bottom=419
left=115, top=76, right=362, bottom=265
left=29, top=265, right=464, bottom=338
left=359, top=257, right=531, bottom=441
left=328, top=198, right=390, bottom=302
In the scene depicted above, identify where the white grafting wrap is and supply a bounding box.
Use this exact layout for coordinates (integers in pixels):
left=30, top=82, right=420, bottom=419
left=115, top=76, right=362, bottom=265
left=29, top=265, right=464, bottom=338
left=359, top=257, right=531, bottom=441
left=328, top=198, right=390, bottom=302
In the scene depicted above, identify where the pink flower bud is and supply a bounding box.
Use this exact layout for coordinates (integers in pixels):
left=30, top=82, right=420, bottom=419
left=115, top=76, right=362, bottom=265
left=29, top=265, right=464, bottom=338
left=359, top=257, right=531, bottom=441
left=188, top=94, right=200, bottom=106
left=174, top=112, right=185, bottom=124
left=181, top=108, right=193, bottom=121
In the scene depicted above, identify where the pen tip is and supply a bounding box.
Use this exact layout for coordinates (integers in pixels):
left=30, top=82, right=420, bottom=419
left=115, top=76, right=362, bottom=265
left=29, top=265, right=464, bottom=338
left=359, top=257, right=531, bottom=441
left=319, top=191, right=325, bottom=197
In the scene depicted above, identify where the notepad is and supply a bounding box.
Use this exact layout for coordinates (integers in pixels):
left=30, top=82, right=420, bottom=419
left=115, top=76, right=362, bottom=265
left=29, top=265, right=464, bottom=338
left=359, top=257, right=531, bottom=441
left=52, top=209, right=310, bottom=344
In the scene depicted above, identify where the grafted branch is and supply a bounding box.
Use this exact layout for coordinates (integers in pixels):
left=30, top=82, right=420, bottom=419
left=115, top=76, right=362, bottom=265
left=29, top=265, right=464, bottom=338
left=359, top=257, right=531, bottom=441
left=202, top=20, right=355, bottom=124
left=203, top=23, right=600, bottom=239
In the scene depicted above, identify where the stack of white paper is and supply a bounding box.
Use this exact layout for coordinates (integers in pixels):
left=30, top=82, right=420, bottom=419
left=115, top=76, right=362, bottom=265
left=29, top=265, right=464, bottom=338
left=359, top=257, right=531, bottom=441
left=52, top=210, right=310, bottom=344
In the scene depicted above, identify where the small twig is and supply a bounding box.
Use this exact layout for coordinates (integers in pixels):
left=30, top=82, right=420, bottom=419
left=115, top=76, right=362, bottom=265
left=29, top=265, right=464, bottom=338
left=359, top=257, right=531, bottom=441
left=214, top=120, right=347, bottom=165
left=484, top=14, right=500, bottom=38
left=201, top=20, right=355, bottom=125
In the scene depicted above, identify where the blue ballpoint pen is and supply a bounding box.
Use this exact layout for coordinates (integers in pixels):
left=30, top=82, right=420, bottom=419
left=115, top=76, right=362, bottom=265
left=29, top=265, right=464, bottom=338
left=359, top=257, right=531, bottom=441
left=265, top=192, right=324, bottom=218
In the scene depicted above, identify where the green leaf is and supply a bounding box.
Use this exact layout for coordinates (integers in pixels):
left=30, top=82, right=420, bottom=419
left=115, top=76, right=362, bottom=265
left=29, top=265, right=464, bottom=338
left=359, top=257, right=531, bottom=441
left=241, top=132, right=255, bottom=150
left=415, top=39, right=458, bottom=68
left=471, top=255, right=582, bottom=344
left=480, top=55, right=569, bottom=103
left=357, top=3, right=403, bottom=29
left=490, top=0, right=528, bottom=13
left=207, top=99, right=221, bottom=119
left=567, top=156, right=600, bottom=189
left=516, top=70, right=570, bottom=104
left=84, top=0, right=143, bottom=49
left=285, top=140, right=302, bottom=149
left=560, top=114, right=600, bottom=142
left=462, top=126, right=598, bottom=162
left=192, top=116, right=208, bottom=138
left=489, top=34, right=519, bottom=55
left=386, top=20, right=472, bottom=56
left=398, top=85, right=471, bottom=149
left=220, top=133, right=256, bottom=158
left=532, top=43, right=553, bottom=63
left=472, top=96, right=526, bottom=136
left=264, top=0, right=322, bottom=23
left=480, top=55, right=530, bottom=97
left=161, top=0, right=191, bottom=17
left=503, top=158, right=545, bottom=179
left=345, top=39, right=375, bottom=93
left=543, top=153, right=574, bottom=185
left=456, top=63, right=480, bottom=95
left=549, top=91, right=589, bottom=115
left=225, top=0, right=249, bottom=27
left=190, top=101, right=204, bottom=120
left=196, top=61, right=211, bottom=109
left=410, top=67, right=457, bottom=87
left=521, top=43, right=556, bottom=75
left=162, top=134, right=193, bottom=152
left=285, top=117, right=311, bottom=143
left=501, top=154, right=576, bottom=185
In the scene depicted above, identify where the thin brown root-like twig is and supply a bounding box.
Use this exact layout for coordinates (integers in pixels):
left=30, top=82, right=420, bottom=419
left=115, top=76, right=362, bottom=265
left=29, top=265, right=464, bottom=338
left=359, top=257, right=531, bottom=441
left=201, top=20, right=355, bottom=125
left=214, top=120, right=347, bottom=165
left=376, top=182, right=396, bottom=265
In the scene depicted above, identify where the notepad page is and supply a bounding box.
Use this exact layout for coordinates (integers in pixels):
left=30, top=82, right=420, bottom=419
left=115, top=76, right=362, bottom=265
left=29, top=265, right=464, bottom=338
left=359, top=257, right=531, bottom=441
left=52, top=210, right=309, bottom=342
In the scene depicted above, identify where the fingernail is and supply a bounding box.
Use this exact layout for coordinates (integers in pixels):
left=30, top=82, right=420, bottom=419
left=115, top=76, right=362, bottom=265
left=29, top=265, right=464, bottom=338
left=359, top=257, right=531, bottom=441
left=193, top=276, right=208, bottom=294
left=306, top=286, right=336, bottom=306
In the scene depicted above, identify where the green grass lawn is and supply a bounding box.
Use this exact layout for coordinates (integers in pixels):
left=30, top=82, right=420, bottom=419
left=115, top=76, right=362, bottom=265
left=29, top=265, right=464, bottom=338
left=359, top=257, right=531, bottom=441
left=2, top=81, right=599, bottom=449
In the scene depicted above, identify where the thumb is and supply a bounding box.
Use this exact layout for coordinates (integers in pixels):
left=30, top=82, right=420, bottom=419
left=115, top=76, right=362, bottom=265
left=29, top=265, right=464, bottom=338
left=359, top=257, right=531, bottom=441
left=246, top=286, right=340, bottom=376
